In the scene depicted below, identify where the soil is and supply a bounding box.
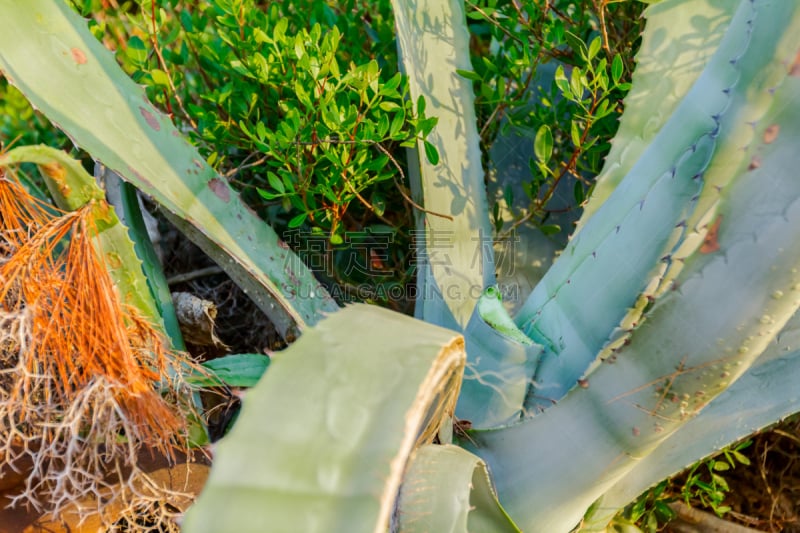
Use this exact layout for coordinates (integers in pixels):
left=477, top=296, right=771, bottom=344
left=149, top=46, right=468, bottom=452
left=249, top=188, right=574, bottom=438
left=708, top=417, right=800, bottom=532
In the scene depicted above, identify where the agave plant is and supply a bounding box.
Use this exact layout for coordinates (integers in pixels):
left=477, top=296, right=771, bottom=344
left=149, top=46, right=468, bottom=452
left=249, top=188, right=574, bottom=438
left=2, top=0, right=800, bottom=532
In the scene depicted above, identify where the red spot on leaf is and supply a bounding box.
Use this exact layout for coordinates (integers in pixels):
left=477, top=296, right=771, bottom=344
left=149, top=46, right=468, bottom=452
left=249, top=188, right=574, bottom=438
left=71, top=48, right=87, bottom=65
left=700, top=215, right=723, bottom=254
left=139, top=107, right=160, bottom=131
left=791, top=51, right=800, bottom=77
left=208, top=178, right=230, bottom=202
left=763, top=124, right=780, bottom=144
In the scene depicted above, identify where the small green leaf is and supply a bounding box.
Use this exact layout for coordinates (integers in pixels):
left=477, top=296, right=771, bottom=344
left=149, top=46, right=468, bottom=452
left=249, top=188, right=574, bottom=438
left=267, top=171, right=285, bottom=194
left=570, top=119, right=582, bottom=148
left=288, top=212, right=307, bottom=228
left=389, top=111, right=405, bottom=139
left=503, top=184, right=514, bottom=208
left=570, top=67, right=584, bottom=98
left=195, top=353, right=271, bottom=388
left=423, top=140, right=440, bottom=165
left=731, top=450, right=751, bottom=466
left=611, top=54, right=624, bottom=84
left=379, top=101, right=401, bottom=112
left=416, top=94, right=426, bottom=116
left=564, top=31, right=587, bottom=58
left=573, top=181, right=585, bottom=205
left=149, top=68, right=170, bottom=87
left=712, top=460, right=730, bottom=471
left=456, top=68, right=482, bottom=81
left=371, top=192, right=386, bottom=216
left=294, top=33, right=305, bottom=59
left=554, top=65, right=571, bottom=96
left=534, top=125, right=553, bottom=164
left=125, top=36, right=147, bottom=66
left=257, top=188, right=279, bottom=200
left=540, top=224, right=561, bottom=236
left=588, top=37, right=602, bottom=60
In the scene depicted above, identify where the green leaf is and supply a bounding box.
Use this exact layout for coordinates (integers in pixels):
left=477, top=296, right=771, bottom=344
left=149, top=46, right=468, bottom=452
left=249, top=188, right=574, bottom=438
left=573, top=181, right=585, bottom=205
left=149, top=68, right=170, bottom=87
left=423, top=139, right=440, bottom=165
left=611, top=54, right=624, bottom=84
left=564, top=31, right=587, bottom=58
left=539, top=224, right=560, bottom=236
left=392, top=0, right=495, bottom=330
left=570, top=119, right=582, bottom=148
left=588, top=37, right=602, bottom=60
left=533, top=124, right=553, bottom=164
left=554, top=65, right=571, bottom=96
left=712, top=461, right=730, bottom=472
left=182, top=304, right=465, bottom=533
left=267, top=171, right=285, bottom=194
left=398, top=444, right=520, bottom=533
left=197, top=353, right=271, bottom=388
left=456, top=68, right=482, bottom=81
left=288, top=212, right=307, bottom=228
left=569, top=67, right=584, bottom=99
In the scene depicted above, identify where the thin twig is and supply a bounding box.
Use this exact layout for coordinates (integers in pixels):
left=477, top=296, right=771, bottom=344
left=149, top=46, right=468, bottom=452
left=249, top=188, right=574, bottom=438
left=167, top=266, right=224, bottom=285
left=147, top=3, right=197, bottom=130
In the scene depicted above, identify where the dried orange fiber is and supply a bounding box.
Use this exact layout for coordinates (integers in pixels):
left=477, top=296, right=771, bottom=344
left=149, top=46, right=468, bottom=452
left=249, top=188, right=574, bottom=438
left=0, top=169, right=199, bottom=516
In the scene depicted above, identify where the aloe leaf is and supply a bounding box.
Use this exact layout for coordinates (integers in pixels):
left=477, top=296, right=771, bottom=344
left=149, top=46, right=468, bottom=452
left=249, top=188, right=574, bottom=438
left=581, top=0, right=737, bottom=218
left=0, top=0, right=338, bottom=339
left=467, top=28, right=800, bottom=530
left=0, top=145, right=163, bottom=331
left=391, top=0, right=494, bottom=330
left=182, top=304, right=465, bottom=533
left=398, top=444, right=520, bottom=533
left=514, top=0, right=800, bottom=409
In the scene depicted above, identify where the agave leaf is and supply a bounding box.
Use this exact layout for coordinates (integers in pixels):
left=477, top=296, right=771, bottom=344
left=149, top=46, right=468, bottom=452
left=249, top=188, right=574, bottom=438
left=392, top=0, right=495, bottom=330
left=182, top=304, right=465, bottom=533
left=0, top=0, right=338, bottom=339
left=513, top=0, right=800, bottom=409
left=398, top=444, right=520, bottom=533
left=467, top=24, right=800, bottom=530
left=581, top=348, right=800, bottom=530
left=581, top=0, right=737, bottom=218
left=456, top=287, right=541, bottom=428
left=580, top=311, right=800, bottom=529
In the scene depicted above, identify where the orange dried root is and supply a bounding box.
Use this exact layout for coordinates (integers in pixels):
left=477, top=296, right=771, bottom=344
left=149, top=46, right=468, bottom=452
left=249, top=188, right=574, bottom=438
left=0, top=168, right=203, bottom=524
